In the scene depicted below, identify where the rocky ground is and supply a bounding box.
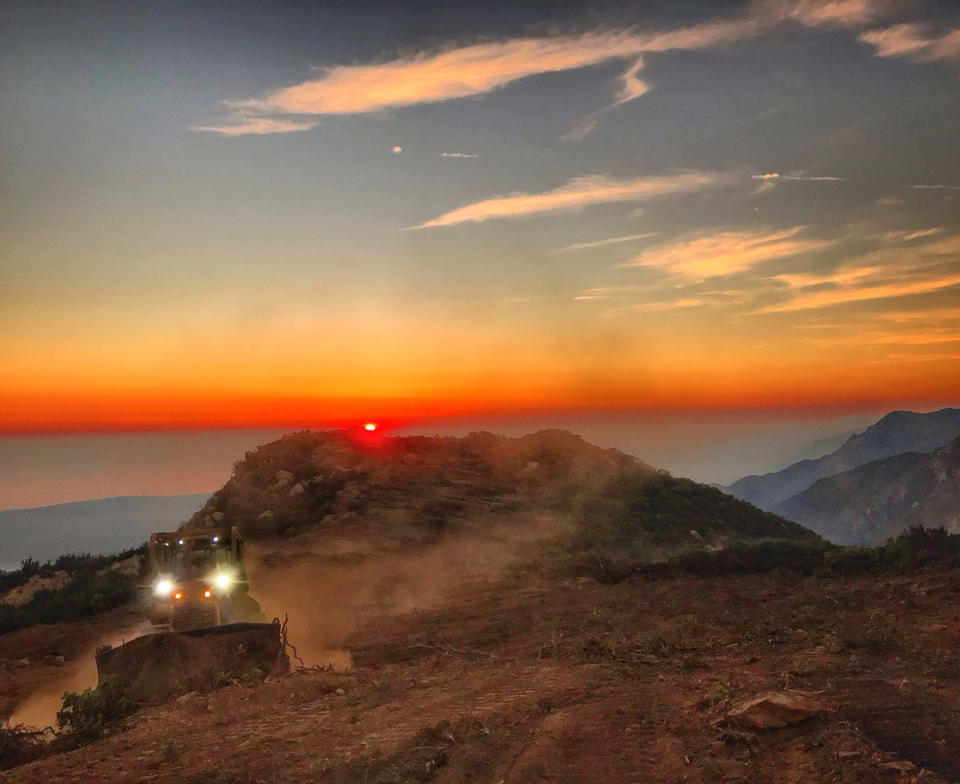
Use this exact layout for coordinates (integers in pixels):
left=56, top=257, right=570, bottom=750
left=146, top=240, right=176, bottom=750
left=3, top=558, right=960, bottom=783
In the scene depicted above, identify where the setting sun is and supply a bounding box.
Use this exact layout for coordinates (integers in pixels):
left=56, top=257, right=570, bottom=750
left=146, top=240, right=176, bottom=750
left=363, top=423, right=378, bottom=431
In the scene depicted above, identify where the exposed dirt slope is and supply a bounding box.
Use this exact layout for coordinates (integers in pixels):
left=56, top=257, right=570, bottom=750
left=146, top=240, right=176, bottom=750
left=5, top=555, right=960, bottom=783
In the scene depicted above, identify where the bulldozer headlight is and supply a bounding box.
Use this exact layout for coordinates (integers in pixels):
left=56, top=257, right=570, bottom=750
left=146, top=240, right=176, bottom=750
left=213, top=573, right=232, bottom=591
left=203, top=589, right=212, bottom=598
left=174, top=592, right=183, bottom=600
left=154, top=578, right=174, bottom=597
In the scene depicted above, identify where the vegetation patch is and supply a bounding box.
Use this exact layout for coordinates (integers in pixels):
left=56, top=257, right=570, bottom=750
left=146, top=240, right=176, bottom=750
left=0, top=724, right=48, bottom=771
left=0, top=553, right=140, bottom=636
left=55, top=677, right=136, bottom=748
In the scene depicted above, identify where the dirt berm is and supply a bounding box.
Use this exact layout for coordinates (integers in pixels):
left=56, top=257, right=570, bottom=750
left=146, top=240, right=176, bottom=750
left=95, top=622, right=288, bottom=703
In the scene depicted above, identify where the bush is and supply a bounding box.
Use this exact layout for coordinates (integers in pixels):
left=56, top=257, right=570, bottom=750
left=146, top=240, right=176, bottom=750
left=0, top=564, right=138, bottom=636
left=0, top=725, right=47, bottom=771
left=55, top=677, right=135, bottom=747
left=664, top=540, right=827, bottom=576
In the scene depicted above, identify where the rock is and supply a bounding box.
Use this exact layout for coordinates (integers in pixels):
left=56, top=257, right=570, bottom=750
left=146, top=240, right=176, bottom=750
left=257, top=510, right=274, bottom=522
left=289, top=483, right=304, bottom=496
left=40, top=654, right=66, bottom=666
left=13, top=658, right=30, bottom=668
left=175, top=691, right=198, bottom=705
left=336, top=688, right=346, bottom=696
left=837, top=750, right=862, bottom=760
left=725, top=690, right=828, bottom=729
left=211, top=511, right=225, bottom=523
left=877, top=760, right=916, bottom=774
left=274, top=471, right=294, bottom=488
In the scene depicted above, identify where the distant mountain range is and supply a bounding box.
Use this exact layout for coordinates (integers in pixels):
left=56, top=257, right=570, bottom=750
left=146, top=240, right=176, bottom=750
left=727, top=408, right=960, bottom=509
left=726, top=408, right=960, bottom=545
left=774, top=436, right=960, bottom=545
left=0, top=494, right=209, bottom=570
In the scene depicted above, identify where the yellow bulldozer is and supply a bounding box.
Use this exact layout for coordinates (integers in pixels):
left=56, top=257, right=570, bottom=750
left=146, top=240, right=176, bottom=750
left=95, top=525, right=289, bottom=703
left=145, top=526, right=259, bottom=632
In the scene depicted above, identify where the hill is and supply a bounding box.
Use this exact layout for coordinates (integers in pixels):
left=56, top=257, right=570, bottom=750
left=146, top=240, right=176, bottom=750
left=5, top=429, right=960, bottom=783
left=726, top=408, right=960, bottom=510
left=0, top=494, right=209, bottom=571
left=774, top=435, right=960, bottom=545
left=183, top=428, right=817, bottom=559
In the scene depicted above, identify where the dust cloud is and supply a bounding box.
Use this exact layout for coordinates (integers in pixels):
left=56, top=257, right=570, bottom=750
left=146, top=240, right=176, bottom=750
left=246, top=514, right=561, bottom=669
left=6, top=622, right=149, bottom=730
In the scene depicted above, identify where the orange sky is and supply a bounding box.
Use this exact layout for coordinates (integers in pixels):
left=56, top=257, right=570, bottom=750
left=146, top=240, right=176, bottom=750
left=2, top=0, right=959, bottom=433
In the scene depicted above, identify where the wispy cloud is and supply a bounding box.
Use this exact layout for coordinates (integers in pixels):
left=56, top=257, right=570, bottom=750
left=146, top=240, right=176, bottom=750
left=196, top=0, right=898, bottom=136
left=197, top=22, right=761, bottom=135
left=867, top=352, right=960, bottom=364
left=618, top=226, right=831, bottom=280
left=410, top=171, right=729, bottom=229
left=860, top=23, right=960, bottom=63
left=440, top=152, right=479, bottom=158
left=752, top=172, right=844, bottom=181
left=552, top=232, right=659, bottom=254
left=190, top=116, right=319, bottom=136
left=874, top=227, right=944, bottom=243
left=750, top=171, right=844, bottom=195
left=758, top=234, right=960, bottom=312
left=631, top=297, right=706, bottom=312
left=757, top=0, right=889, bottom=28
left=913, top=184, right=960, bottom=191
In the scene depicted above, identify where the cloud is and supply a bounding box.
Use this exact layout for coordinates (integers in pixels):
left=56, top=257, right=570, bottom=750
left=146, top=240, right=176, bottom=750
left=859, top=23, right=960, bottom=62
left=750, top=171, right=844, bottom=195
left=913, top=184, right=960, bottom=191
left=752, top=172, right=845, bottom=182
left=197, top=13, right=783, bottom=136
left=619, top=226, right=831, bottom=279
left=440, top=152, right=479, bottom=158
left=196, top=0, right=897, bottom=136
left=410, top=171, right=729, bottom=229
left=552, top=232, right=659, bottom=254
left=191, top=116, right=318, bottom=136
left=758, top=0, right=888, bottom=28
left=867, top=352, right=960, bottom=364
left=761, top=273, right=960, bottom=313
left=875, top=227, right=944, bottom=243
left=631, top=297, right=705, bottom=312
left=758, top=234, right=960, bottom=312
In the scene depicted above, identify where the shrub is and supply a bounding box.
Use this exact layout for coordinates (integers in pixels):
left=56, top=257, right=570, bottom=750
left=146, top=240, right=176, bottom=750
left=55, top=677, right=135, bottom=747
left=0, top=567, right=137, bottom=636
left=0, top=724, right=47, bottom=771
left=665, top=540, right=826, bottom=576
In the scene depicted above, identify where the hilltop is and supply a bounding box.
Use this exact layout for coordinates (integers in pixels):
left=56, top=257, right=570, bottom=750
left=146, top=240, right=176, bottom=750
left=183, top=428, right=816, bottom=561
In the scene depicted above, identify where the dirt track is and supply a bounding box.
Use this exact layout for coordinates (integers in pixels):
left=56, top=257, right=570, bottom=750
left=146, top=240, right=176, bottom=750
left=4, top=564, right=960, bottom=783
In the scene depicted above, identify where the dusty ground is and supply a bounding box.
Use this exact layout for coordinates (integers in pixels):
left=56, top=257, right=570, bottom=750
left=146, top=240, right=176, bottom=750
left=3, top=562, right=960, bottom=783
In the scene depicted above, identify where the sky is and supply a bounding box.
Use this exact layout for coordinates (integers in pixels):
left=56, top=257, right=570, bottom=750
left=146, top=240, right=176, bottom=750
left=2, top=0, right=960, bottom=437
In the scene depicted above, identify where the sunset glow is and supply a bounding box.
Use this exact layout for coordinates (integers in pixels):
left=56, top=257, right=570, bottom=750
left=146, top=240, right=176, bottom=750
left=1, top=0, right=957, bottom=434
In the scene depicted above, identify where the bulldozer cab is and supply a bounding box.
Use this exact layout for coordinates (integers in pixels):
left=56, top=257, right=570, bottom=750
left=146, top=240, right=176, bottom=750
left=149, top=527, right=244, bottom=582
left=146, top=526, right=251, bottom=633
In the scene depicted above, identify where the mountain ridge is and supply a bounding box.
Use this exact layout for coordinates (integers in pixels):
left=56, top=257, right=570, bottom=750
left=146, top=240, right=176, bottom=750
left=726, top=407, right=960, bottom=510
left=773, top=434, right=960, bottom=545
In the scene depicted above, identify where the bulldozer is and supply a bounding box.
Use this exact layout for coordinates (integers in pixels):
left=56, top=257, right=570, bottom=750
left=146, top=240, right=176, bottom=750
left=144, top=526, right=258, bottom=632
left=95, top=525, right=289, bottom=703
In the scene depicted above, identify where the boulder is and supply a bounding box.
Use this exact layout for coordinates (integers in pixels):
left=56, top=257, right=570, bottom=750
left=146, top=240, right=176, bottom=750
left=725, top=690, right=828, bottom=729
left=274, top=471, right=295, bottom=488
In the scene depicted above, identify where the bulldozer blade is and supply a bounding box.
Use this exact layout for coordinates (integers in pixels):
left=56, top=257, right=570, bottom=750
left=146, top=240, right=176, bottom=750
left=95, top=622, right=290, bottom=703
